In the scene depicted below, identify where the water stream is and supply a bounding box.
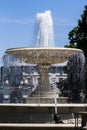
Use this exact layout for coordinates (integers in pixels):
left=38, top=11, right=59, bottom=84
left=34, top=10, right=54, bottom=47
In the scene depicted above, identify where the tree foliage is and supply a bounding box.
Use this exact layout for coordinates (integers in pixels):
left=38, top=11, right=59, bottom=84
left=65, top=6, right=87, bottom=58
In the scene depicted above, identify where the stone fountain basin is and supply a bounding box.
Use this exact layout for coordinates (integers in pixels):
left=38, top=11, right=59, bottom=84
left=5, top=47, right=82, bottom=64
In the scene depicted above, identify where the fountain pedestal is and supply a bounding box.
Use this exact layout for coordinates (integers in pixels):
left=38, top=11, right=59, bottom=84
left=31, top=64, right=54, bottom=96
left=37, top=64, right=50, bottom=93
left=26, top=64, right=68, bottom=104
left=28, top=64, right=63, bottom=104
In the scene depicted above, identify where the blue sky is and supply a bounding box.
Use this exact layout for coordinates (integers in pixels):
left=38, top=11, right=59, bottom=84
left=0, top=0, right=87, bottom=66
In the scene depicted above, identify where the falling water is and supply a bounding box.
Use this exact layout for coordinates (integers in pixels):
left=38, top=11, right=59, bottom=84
left=35, top=10, right=54, bottom=47
left=67, top=52, right=86, bottom=103
left=2, top=54, right=39, bottom=103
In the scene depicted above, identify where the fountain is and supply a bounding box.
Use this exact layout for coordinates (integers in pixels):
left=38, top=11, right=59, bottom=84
left=4, top=47, right=82, bottom=101
left=3, top=10, right=82, bottom=104
left=0, top=10, right=84, bottom=128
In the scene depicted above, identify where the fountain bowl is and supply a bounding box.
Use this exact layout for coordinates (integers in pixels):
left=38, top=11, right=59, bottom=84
left=5, top=47, right=82, bottom=65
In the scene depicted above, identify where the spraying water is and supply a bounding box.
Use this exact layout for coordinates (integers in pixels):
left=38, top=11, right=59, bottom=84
left=35, top=10, right=54, bottom=47
left=67, top=52, right=86, bottom=103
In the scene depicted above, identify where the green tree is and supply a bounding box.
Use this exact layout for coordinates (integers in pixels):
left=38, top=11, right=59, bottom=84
left=65, top=6, right=87, bottom=58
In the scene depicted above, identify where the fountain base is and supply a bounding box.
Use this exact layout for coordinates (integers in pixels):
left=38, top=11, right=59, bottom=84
left=25, top=96, right=68, bottom=104
left=25, top=91, right=68, bottom=104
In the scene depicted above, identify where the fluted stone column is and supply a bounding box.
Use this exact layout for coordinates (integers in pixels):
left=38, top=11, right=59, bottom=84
left=31, top=64, right=52, bottom=97
left=38, top=64, right=50, bottom=92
